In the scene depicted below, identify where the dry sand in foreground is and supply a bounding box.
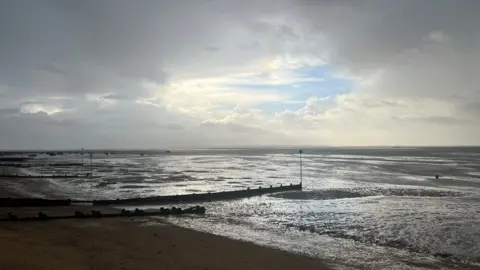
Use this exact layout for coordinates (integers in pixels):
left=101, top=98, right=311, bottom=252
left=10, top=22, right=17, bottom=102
left=0, top=207, right=330, bottom=270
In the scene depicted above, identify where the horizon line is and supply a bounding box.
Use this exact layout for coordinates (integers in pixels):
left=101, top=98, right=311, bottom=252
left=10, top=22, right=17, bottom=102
left=1, top=145, right=480, bottom=152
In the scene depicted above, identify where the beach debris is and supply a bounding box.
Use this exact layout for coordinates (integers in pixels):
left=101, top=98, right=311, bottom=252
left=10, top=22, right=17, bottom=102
left=91, top=210, right=103, bottom=218
left=183, top=205, right=206, bottom=214
left=121, top=209, right=132, bottom=216
left=74, top=211, right=86, bottom=218
left=7, top=213, right=18, bottom=221
left=38, top=211, right=48, bottom=220
left=134, top=208, right=145, bottom=215
left=435, top=174, right=440, bottom=179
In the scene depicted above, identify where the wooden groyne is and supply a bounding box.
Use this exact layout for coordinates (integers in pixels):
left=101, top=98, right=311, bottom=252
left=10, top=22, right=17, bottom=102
left=0, top=206, right=206, bottom=222
left=93, top=183, right=302, bottom=206
left=0, top=157, right=30, bottom=162
left=0, top=174, right=93, bottom=179
left=0, top=198, right=72, bottom=207
left=0, top=183, right=302, bottom=207
left=0, top=163, right=84, bottom=168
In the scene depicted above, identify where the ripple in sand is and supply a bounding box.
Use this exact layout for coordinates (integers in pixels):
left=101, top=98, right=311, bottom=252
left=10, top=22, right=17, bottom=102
left=121, top=185, right=146, bottom=189
left=223, top=166, right=244, bottom=171
left=174, top=184, right=188, bottom=187
left=207, top=178, right=226, bottom=182
left=185, top=189, right=201, bottom=193
left=167, top=175, right=196, bottom=181
left=183, top=169, right=211, bottom=173
left=95, top=182, right=112, bottom=188
left=270, top=188, right=464, bottom=200
left=286, top=223, right=466, bottom=262
left=227, top=181, right=243, bottom=184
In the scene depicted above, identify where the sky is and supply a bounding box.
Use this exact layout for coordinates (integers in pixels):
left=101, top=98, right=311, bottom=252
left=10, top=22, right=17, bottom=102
left=0, top=0, right=480, bottom=149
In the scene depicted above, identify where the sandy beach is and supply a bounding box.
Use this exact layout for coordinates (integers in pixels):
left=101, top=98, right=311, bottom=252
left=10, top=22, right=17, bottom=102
left=0, top=186, right=330, bottom=270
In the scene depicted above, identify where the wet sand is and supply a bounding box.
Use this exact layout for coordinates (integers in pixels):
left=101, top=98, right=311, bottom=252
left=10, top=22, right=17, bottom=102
left=0, top=185, right=330, bottom=270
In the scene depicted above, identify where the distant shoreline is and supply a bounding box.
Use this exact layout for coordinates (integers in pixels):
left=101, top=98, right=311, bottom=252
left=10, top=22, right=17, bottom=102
left=2, top=145, right=480, bottom=154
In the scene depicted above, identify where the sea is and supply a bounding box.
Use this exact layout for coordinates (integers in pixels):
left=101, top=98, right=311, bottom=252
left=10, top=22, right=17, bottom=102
left=2, top=147, right=480, bottom=269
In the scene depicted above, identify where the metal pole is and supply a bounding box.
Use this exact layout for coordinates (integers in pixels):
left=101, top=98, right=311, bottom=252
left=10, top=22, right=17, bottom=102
left=90, top=153, right=93, bottom=198
left=299, top=149, right=303, bottom=185
left=90, top=153, right=93, bottom=178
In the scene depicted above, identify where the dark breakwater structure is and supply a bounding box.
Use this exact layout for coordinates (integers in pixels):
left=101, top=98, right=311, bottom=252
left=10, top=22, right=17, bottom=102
left=0, top=174, right=94, bottom=179
left=0, top=183, right=302, bottom=207
left=0, top=198, right=72, bottom=207
left=0, top=163, right=84, bottom=168
left=0, top=157, right=30, bottom=163
left=1, top=206, right=206, bottom=222
left=0, top=150, right=93, bottom=178
left=92, top=183, right=302, bottom=206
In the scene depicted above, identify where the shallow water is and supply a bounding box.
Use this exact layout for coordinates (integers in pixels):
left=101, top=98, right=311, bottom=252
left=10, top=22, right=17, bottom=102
left=2, top=147, right=480, bottom=269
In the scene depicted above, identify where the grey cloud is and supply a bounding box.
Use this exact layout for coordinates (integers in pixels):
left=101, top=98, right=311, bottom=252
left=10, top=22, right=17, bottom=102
left=0, top=109, right=187, bottom=149
left=0, top=108, right=21, bottom=116
left=101, top=94, right=128, bottom=101
left=293, top=0, right=480, bottom=70
left=205, top=46, right=220, bottom=52
left=197, top=121, right=290, bottom=146
left=200, top=121, right=271, bottom=135
left=0, top=0, right=285, bottom=99
left=21, top=101, right=45, bottom=106
left=1, top=0, right=480, bottom=147
left=392, top=116, right=467, bottom=126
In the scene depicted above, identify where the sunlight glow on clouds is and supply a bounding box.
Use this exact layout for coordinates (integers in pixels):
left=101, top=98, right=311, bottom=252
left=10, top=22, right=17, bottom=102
left=0, top=0, right=479, bottom=149
left=21, top=103, right=64, bottom=115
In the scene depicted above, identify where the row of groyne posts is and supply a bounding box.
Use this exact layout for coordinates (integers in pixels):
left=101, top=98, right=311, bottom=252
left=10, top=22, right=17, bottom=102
left=0, top=183, right=302, bottom=222
left=0, top=149, right=94, bottom=179
left=0, top=149, right=305, bottom=222
left=1, top=206, right=207, bottom=222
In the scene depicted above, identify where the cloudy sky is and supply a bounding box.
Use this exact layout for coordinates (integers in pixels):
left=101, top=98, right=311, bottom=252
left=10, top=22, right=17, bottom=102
left=0, top=0, right=479, bottom=149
